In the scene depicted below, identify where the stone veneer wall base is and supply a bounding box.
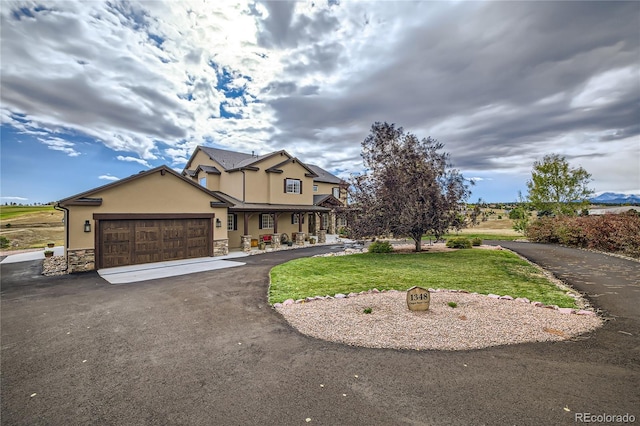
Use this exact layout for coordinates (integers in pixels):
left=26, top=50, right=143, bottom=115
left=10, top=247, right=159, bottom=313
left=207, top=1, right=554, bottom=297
left=67, top=249, right=96, bottom=273
left=213, top=239, right=229, bottom=256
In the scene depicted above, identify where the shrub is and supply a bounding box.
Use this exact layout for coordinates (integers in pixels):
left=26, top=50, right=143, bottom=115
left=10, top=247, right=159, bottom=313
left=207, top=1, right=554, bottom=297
left=0, top=236, right=9, bottom=249
left=363, top=307, right=373, bottom=314
left=446, top=237, right=472, bottom=249
left=447, top=302, right=458, bottom=308
left=526, top=211, right=640, bottom=258
left=368, top=240, right=393, bottom=253
left=471, top=238, right=482, bottom=246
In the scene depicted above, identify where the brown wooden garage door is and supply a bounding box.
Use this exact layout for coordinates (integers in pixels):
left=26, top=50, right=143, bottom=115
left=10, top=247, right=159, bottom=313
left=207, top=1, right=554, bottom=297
left=98, top=218, right=212, bottom=268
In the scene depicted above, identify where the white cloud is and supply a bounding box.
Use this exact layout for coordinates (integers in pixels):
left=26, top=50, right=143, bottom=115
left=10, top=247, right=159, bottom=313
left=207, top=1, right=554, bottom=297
left=37, top=137, right=81, bottom=157
left=98, top=174, right=120, bottom=181
left=1, top=196, right=29, bottom=201
left=116, top=155, right=151, bottom=168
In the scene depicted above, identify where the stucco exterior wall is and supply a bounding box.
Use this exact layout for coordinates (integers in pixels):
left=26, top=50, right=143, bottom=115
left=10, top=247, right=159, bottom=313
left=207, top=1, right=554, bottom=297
left=268, top=161, right=314, bottom=205
left=65, top=170, right=228, bottom=251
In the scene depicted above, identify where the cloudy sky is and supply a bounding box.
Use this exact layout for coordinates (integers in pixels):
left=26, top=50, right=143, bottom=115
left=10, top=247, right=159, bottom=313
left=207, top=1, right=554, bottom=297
left=1, top=1, right=638, bottom=204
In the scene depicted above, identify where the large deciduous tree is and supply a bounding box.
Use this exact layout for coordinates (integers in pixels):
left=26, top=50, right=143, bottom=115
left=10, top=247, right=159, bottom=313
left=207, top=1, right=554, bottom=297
left=526, top=154, right=594, bottom=216
left=348, top=122, right=470, bottom=252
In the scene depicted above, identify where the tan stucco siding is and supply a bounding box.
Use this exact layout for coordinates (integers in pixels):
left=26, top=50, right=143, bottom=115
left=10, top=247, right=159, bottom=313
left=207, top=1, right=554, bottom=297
left=268, top=162, right=314, bottom=205
left=241, top=170, right=268, bottom=203
left=65, top=171, right=227, bottom=250
left=219, top=170, right=244, bottom=200
left=196, top=170, right=220, bottom=191
left=314, top=182, right=348, bottom=204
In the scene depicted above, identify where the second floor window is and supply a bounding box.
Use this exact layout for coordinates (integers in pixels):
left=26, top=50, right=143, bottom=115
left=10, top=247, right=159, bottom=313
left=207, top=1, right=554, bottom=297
left=199, top=177, right=206, bottom=187
left=285, top=178, right=302, bottom=194
left=332, top=187, right=340, bottom=198
left=313, top=185, right=318, bottom=192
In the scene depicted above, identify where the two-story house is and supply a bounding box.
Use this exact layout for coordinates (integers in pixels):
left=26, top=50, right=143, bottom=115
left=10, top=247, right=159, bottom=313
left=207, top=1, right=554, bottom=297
left=56, top=146, right=348, bottom=273
left=182, top=146, right=348, bottom=251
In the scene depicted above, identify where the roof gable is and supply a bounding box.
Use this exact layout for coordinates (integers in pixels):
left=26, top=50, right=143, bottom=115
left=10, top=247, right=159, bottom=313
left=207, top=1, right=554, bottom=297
left=58, top=165, right=231, bottom=206
left=265, top=157, right=318, bottom=177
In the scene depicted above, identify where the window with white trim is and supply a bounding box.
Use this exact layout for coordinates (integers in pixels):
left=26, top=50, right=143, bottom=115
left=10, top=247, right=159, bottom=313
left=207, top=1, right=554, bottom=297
left=332, top=187, right=340, bottom=198
left=313, top=185, right=318, bottom=192
left=227, top=214, right=235, bottom=231
left=285, top=178, right=302, bottom=194
left=337, top=217, right=347, bottom=228
left=261, top=214, right=274, bottom=229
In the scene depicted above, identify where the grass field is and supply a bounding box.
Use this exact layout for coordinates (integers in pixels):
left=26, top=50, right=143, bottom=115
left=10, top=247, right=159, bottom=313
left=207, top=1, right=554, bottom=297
left=269, top=249, right=577, bottom=307
left=0, top=205, right=57, bottom=220
left=0, top=205, right=64, bottom=250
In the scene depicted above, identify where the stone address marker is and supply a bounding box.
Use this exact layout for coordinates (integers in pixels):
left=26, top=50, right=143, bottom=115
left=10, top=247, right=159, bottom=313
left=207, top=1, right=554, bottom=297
left=406, top=286, right=430, bottom=311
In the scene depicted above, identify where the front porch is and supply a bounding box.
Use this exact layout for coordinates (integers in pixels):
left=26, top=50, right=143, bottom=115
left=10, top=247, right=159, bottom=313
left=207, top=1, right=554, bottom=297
left=223, top=195, right=349, bottom=251
left=229, top=233, right=344, bottom=255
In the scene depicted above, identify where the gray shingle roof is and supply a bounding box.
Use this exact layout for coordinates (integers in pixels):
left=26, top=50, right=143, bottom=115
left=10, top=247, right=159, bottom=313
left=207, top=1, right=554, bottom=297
left=307, top=164, right=345, bottom=184
left=198, top=146, right=266, bottom=170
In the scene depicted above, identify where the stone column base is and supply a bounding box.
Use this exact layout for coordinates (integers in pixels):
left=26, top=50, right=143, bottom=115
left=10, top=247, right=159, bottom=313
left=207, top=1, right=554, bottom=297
left=67, top=248, right=95, bottom=273
left=241, top=235, right=252, bottom=252
left=318, top=229, right=327, bottom=243
left=213, top=239, right=229, bottom=256
left=295, top=232, right=306, bottom=246
left=271, top=233, right=281, bottom=249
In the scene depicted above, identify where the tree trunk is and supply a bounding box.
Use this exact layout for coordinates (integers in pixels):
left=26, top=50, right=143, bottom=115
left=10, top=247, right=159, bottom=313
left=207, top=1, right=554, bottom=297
left=411, top=233, right=422, bottom=252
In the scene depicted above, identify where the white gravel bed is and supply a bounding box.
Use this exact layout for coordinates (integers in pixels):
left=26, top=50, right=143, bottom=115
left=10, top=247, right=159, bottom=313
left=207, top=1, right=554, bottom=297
left=275, top=291, right=602, bottom=351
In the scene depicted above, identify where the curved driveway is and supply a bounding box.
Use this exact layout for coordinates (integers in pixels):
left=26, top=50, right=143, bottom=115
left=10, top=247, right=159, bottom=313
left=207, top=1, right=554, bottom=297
left=2, top=244, right=639, bottom=425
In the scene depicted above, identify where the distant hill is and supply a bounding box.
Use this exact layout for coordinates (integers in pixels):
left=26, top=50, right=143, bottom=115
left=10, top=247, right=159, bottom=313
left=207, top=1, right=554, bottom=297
left=590, top=192, right=640, bottom=205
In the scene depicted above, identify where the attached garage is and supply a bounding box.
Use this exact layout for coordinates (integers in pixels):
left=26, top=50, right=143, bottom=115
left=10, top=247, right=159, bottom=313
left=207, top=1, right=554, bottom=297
left=57, top=166, right=231, bottom=273
left=96, top=215, right=214, bottom=268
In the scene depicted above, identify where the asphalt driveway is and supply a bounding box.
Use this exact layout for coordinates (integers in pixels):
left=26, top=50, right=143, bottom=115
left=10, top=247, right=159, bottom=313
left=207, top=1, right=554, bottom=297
left=1, top=244, right=639, bottom=425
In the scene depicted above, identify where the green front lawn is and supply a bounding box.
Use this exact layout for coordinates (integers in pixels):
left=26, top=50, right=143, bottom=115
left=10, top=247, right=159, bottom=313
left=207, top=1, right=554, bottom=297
left=269, top=250, right=576, bottom=307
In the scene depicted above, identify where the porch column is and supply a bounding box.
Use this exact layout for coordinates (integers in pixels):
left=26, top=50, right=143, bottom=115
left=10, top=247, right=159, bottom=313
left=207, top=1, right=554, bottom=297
left=242, top=212, right=251, bottom=252
left=295, top=212, right=305, bottom=246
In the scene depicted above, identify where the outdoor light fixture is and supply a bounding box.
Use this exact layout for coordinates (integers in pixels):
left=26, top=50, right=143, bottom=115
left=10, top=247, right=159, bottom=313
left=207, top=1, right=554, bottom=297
left=84, top=220, right=91, bottom=233
left=216, top=218, right=222, bottom=228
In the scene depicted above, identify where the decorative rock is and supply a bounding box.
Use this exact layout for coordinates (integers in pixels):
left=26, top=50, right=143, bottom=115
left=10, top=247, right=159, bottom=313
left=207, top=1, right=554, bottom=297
left=558, top=308, right=575, bottom=315
left=371, top=288, right=380, bottom=293
left=283, top=299, right=295, bottom=306
left=273, top=303, right=283, bottom=308
left=576, top=310, right=595, bottom=316
left=348, top=293, right=359, bottom=298
left=544, top=305, right=559, bottom=310
left=500, top=295, right=514, bottom=300
left=334, top=293, right=346, bottom=299
left=488, top=294, right=500, bottom=299
left=295, top=299, right=304, bottom=304
left=515, top=297, right=530, bottom=304
left=531, top=301, right=544, bottom=307
left=305, top=297, right=316, bottom=302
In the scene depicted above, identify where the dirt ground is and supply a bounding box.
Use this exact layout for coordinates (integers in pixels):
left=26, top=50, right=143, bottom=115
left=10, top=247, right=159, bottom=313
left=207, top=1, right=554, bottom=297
left=0, top=210, right=65, bottom=250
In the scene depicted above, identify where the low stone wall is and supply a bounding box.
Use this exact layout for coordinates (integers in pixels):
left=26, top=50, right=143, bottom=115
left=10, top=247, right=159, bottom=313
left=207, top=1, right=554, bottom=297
left=67, top=248, right=95, bottom=273
left=213, top=239, right=229, bottom=256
